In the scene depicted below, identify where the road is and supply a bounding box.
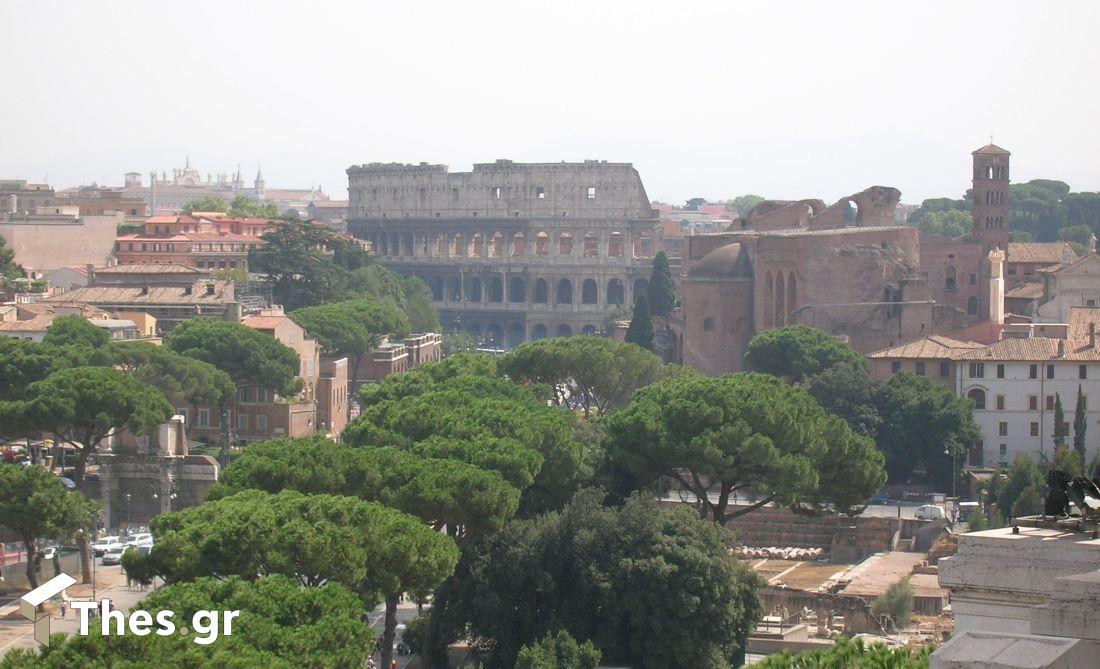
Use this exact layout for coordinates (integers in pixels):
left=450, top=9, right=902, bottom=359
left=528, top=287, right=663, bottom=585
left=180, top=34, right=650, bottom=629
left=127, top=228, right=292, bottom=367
left=663, top=493, right=924, bottom=520
left=364, top=600, right=423, bottom=669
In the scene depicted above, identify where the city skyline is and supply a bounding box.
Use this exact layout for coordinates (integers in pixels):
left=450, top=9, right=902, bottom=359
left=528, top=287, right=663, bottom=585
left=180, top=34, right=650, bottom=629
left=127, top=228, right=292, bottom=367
left=1, top=1, right=1098, bottom=205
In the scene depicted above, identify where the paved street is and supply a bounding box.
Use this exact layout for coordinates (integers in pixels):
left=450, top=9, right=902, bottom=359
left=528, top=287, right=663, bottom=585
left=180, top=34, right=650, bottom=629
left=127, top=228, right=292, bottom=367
left=364, top=600, right=424, bottom=669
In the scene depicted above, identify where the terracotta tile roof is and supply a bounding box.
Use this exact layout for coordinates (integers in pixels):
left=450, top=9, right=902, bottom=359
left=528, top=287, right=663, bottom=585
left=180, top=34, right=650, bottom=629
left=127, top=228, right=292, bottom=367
left=42, top=283, right=234, bottom=305
left=183, top=232, right=264, bottom=242
left=117, top=233, right=191, bottom=242
left=955, top=337, right=1060, bottom=361
left=309, top=200, right=347, bottom=209
left=97, top=263, right=203, bottom=274
left=1007, top=242, right=1076, bottom=265
left=0, top=315, right=55, bottom=332
left=868, top=336, right=984, bottom=360
left=241, top=316, right=287, bottom=330
left=972, top=143, right=1010, bottom=155
left=1042, top=252, right=1099, bottom=275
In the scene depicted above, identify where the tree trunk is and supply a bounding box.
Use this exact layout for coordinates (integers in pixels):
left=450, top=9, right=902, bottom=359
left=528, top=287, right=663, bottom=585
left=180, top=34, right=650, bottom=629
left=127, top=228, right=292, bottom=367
left=78, top=533, right=92, bottom=584
left=381, top=592, right=400, bottom=669
left=23, top=538, right=38, bottom=590
left=422, top=587, right=450, bottom=669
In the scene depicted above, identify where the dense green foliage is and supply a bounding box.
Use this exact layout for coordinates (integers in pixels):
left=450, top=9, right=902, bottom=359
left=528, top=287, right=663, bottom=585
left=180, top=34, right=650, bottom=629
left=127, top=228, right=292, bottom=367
left=0, top=463, right=96, bottom=588
left=500, top=336, right=669, bottom=416
left=0, top=233, right=20, bottom=280
left=166, top=318, right=302, bottom=396
left=906, top=180, right=1100, bottom=245
left=9, top=366, right=172, bottom=483
left=985, top=454, right=1043, bottom=521
left=515, top=631, right=601, bottom=669
left=444, top=490, right=763, bottom=669
left=602, top=372, right=885, bottom=519
left=0, top=575, right=371, bottom=669
left=1054, top=393, right=1068, bottom=448
left=754, top=637, right=931, bottom=669
left=41, top=315, right=109, bottom=349
left=346, top=376, right=592, bottom=516
left=744, top=325, right=866, bottom=382
left=1074, top=386, right=1088, bottom=461
left=647, top=251, right=676, bottom=316
left=807, top=367, right=979, bottom=490
left=624, top=293, right=654, bottom=350
left=725, top=194, right=765, bottom=216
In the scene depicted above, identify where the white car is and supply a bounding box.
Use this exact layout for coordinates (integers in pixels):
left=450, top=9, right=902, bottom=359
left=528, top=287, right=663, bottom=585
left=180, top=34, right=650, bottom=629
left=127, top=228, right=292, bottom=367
left=92, top=536, right=123, bottom=557
left=127, top=533, right=154, bottom=548
left=915, top=504, right=946, bottom=521
left=101, top=545, right=127, bottom=566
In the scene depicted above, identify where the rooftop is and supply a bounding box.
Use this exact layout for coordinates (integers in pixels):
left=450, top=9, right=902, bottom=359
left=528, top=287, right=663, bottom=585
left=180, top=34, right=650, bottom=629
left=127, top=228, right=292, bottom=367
left=868, top=335, right=984, bottom=359
left=1007, top=242, right=1076, bottom=265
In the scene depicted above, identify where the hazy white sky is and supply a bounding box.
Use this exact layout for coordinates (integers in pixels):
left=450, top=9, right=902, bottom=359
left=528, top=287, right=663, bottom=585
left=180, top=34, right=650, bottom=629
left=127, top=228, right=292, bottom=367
left=2, top=1, right=1098, bottom=205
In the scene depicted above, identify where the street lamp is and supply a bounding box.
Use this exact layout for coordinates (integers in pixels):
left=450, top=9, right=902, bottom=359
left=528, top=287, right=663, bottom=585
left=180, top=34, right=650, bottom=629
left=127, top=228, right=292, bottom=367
left=123, top=492, right=132, bottom=530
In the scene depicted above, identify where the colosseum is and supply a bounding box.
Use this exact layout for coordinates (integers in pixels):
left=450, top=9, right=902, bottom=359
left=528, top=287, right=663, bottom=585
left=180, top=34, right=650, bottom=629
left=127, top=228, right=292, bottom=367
left=346, top=159, right=660, bottom=347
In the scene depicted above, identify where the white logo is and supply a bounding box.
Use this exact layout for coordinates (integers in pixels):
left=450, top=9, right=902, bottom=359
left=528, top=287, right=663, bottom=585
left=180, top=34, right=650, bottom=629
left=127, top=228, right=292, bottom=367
left=20, top=573, right=76, bottom=644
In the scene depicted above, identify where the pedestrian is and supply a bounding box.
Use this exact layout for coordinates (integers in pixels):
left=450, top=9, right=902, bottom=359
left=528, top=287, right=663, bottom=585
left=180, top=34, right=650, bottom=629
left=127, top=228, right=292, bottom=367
left=390, top=660, right=396, bottom=669
left=59, top=602, right=66, bottom=619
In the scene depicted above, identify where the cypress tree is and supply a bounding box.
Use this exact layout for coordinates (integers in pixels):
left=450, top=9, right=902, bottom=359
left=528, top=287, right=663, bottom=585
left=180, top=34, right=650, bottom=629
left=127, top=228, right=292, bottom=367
left=647, top=251, right=676, bottom=317
left=1074, top=385, right=1088, bottom=461
left=1054, top=393, right=1068, bottom=449
left=625, top=294, right=655, bottom=351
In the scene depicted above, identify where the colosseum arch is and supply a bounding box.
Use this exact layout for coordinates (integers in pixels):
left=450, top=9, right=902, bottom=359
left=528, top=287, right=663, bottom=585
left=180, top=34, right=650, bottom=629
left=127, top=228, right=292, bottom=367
left=429, top=276, right=444, bottom=302
left=607, top=278, right=624, bottom=305
left=465, top=321, right=482, bottom=338
left=447, top=276, right=462, bottom=301
left=583, top=233, right=599, bottom=258
left=558, top=232, right=574, bottom=256
left=557, top=278, right=573, bottom=304
left=451, top=233, right=464, bottom=257
left=632, top=278, right=649, bottom=302
left=507, top=321, right=525, bottom=348
left=511, top=232, right=526, bottom=257
left=487, top=275, right=504, bottom=303
left=468, top=233, right=484, bottom=257
left=581, top=325, right=597, bottom=336
left=533, top=278, right=548, bottom=303
left=534, top=231, right=549, bottom=256
left=556, top=324, right=573, bottom=338
left=402, top=232, right=414, bottom=256
left=488, top=232, right=505, bottom=258
left=466, top=276, right=482, bottom=302
left=431, top=233, right=445, bottom=258
left=417, top=233, right=429, bottom=256
left=486, top=323, right=504, bottom=347
left=581, top=279, right=598, bottom=304
left=508, top=275, right=526, bottom=303
left=608, top=232, right=624, bottom=258
left=531, top=323, right=549, bottom=340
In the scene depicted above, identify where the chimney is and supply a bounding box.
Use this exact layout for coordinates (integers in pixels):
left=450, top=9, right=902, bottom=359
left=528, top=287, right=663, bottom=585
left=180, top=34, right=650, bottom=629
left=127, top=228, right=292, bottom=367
left=1091, top=322, right=1096, bottom=349
left=139, top=285, right=149, bottom=295
left=85, top=264, right=95, bottom=285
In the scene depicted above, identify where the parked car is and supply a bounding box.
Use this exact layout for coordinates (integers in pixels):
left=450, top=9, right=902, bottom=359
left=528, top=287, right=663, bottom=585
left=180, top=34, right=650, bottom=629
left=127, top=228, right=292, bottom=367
left=101, top=546, right=127, bottom=566
left=39, top=545, right=58, bottom=561
left=127, top=533, right=154, bottom=548
left=92, top=536, right=123, bottom=557
left=915, top=504, right=946, bottom=521
left=870, top=491, right=892, bottom=505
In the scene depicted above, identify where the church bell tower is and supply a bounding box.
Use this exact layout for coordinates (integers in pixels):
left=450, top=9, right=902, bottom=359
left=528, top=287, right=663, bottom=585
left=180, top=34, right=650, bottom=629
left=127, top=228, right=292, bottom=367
left=970, top=143, right=1013, bottom=249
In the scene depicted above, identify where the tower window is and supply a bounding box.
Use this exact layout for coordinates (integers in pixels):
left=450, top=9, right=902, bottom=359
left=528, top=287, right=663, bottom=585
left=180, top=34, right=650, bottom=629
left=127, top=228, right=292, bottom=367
left=587, top=186, right=596, bottom=199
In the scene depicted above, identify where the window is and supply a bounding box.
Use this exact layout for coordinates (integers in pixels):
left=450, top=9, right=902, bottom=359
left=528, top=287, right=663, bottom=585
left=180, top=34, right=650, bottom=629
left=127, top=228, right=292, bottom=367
left=891, top=361, right=901, bottom=374
left=996, top=395, right=1005, bottom=410
left=1029, top=364, right=1038, bottom=379
left=586, top=186, right=596, bottom=199
left=703, top=317, right=714, bottom=332
left=1081, top=365, right=1088, bottom=379
left=969, top=362, right=985, bottom=378
left=1030, top=422, right=1040, bottom=437
left=176, top=408, right=189, bottom=423
left=493, top=187, right=502, bottom=200
left=238, top=413, right=248, bottom=430
left=970, top=273, right=977, bottom=286
left=1047, top=364, right=1055, bottom=379
left=237, top=387, right=250, bottom=404
left=940, top=361, right=950, bottom=377
left=197, top=409, right=210, bottom=428
left=256, top=415, right=267, bottom=431
left=1046, top=395, right=1055, bottom=411
left=996, top=364, right=1005, bottom=379
left=967, top=296, right=978, bottom=316
left=536, top=187, right=545, bottom=199
left=968, top=388, right=986, bottom=409
left=945, top=265, right=957, bottom=290
left=1029, top=395, right=1038, bottom=411
left=998, top=422, right=1008, bottom=437
left=1000, top=443, right=1007, bottom=455
left=1089, top=299, right=1097, bottom=308
left=915, top=361, right=925, bottom=376
left=257, top=387, right=267, bottom=403
left=1082, top=395, right=1088, bottom=410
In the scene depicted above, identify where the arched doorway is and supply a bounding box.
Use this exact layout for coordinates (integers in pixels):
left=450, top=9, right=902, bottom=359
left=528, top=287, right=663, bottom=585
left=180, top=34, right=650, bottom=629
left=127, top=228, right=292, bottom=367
left=556, top=324, right=572, bottom=338
left=508, top=276, right=526, bottom=303
left=607, top=278, right=624, bottom=305
left=581, top=279, right=598, bottom=304
left=557, top=278, right=573, bottom=304
left=533, top=278, right=548, bottom=303
left=507, top=321, right=525, bottom=348
left=532, top=324, right=548, bottom=340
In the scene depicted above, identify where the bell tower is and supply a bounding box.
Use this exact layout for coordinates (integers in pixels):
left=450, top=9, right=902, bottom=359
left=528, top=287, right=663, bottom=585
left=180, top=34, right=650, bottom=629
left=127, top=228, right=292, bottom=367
left=970, top=143, right=1012, bottom=248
